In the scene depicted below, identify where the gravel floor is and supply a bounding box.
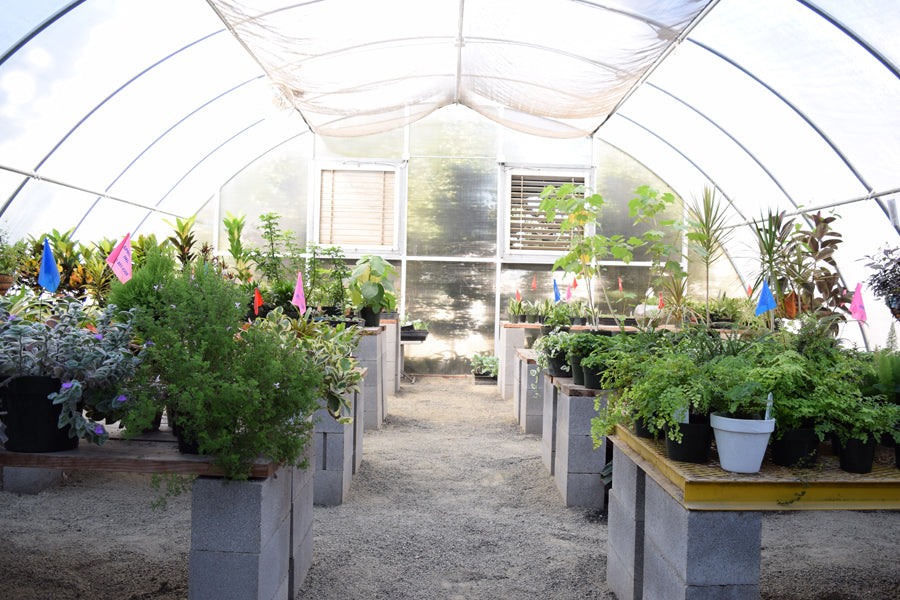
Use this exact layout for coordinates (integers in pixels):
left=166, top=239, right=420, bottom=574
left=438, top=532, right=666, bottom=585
left=1, top=376, right=898, bottom=599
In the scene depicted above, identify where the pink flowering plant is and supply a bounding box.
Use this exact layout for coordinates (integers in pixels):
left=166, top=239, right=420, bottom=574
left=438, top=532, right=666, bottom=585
left=0, top=297, right=142, bottom=444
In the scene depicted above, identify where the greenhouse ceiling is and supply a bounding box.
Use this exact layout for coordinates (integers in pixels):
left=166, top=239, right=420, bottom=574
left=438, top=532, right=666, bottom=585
left=1, top=0, right=900, bottom=348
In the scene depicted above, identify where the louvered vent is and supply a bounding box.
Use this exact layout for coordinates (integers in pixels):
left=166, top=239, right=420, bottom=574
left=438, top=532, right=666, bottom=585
left=509, top=174, right=584, bottom=251
left=320, top=169, right=395, bottom=246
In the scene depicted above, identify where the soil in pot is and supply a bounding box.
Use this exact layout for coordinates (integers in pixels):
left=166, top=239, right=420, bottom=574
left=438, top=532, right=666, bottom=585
left=771, top=428, right=819, bottom=468
left=838, top=437, right=877, bottom=474
left=665, top=421, right=713, bottom=463
left=0, top=376, right=78, bottom=453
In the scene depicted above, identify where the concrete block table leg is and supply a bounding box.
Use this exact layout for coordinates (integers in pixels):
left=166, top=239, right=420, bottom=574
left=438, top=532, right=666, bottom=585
left=190, top=466, right=294, bottom=600
left=541, top=377, right=558, bottom=474
left=553, top=390, right=607, bottom=509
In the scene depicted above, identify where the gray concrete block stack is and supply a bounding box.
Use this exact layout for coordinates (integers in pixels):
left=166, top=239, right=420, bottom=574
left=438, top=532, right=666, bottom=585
left=540, top=372, right=558, bottom=474
left=499, top=325, right=525, bottom=401
left=553, top=385, right=608, bottom=509
left=354, top=329, right=386, bottom=429
left=518, top=353, right=542, bottom=434
left=190, top=458, right=315, bottom=600
left=313, top=406, right=354, bottom=506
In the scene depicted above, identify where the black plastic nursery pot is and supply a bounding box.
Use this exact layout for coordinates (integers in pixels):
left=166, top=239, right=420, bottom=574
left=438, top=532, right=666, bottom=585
left=838, top=437, right=877, bottom=474
left=771, top=427, right=819, bottom=468
left=569, top=355, right=585, bottom=386
left=472, top=372, right=498, bottom=385
left=400, top=330, right=428, bottom=342
left=0, top=376, right=78, bottom=453
left=360, top=306, right=381, bottom=327
left=546, top=352, right=569, bottom=378
left=633, top=416, right=656, bottom=439
left=582, top=364, right=604, bottom=390
left=665, top=422, right=713, bottom=464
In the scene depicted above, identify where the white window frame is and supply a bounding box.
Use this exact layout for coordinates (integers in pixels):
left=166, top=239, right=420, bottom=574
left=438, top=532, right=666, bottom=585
left=310, top=159, right=405, bottom=256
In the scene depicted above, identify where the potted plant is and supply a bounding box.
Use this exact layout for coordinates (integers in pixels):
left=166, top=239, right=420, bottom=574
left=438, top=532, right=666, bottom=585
left=123, top=263, right=324, bottom=479
left=865, top=245, right=900, bottom=320
left=507, top=297, right=525, bottom=323
left=565, top=332, right=602, bottom=386
left=532, top=331, right=572, bottom=378
left=471, top=354, right=499, bottom=383
left=0, top=229, right=26, bottom=296
left=348, top=255, right=398, bottom=327
left=0, top=293, right=142, bottom=451
left=540, top=303, right=571, bottom=335
left=400, top=316, right=429, bottom=342
left=523, top=299, right=540, bottom=323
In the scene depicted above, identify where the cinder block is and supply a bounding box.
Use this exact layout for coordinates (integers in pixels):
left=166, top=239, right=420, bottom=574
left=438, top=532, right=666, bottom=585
left=562, top=433, right=605, bottom=473
left=353, top=389, right=364, bottom=473
left=559, top=392, right=600, bottom=436
left=611, top=445, right=644, bottom=517
left=189, top=501, right=290, bottom=600
left=541, top=389, right=558, bottom=474
left=314, top=433, right=325, bottom=470
left=555, top=471, right=604, bottom=508
left=606, top=542, right=635, bottom=600
left=290, top=515, right=314, bottom=594
left=2, top=466, right=64, bottom=494
left=290, top=459, right=315, bottom=597
left=644, top=477, right=762, bottom=586
left=314, top=468, right=350, bottom=506
left=523, top=414, right=541, bottom=435
left=191, top=466, right=291, bottom=554
left=323, top=430, right=352, bottom=472
left=513, top=358, right=522, bottom=419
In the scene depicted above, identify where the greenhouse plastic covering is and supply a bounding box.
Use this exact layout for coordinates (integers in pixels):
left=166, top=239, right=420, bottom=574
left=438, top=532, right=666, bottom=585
left=1, top=0, right=900, bottom=352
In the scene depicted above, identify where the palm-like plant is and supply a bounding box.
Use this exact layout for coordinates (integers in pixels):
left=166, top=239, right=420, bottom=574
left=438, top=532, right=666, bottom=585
left=686, top=186, right=732, bottom=325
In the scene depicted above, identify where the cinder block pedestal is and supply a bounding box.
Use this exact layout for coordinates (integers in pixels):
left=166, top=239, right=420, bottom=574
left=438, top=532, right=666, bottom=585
left=352, top=387, right=364, bottom=474
left=499, top=324, right=526, bottom=401
left=607, top=443, right=763, bottom=600
left=313, top=405, right=353, bottom=506
left=541, top=374, right=559, bottom=474
left=354, top=328, right=386, bottom=429
left=190, top=462, right=307, bottom=600
left=382, top=319, right=399, bottom=395
left=554, top=383, right=608, bottom=509
left=517, top=350, right=541, bottom=434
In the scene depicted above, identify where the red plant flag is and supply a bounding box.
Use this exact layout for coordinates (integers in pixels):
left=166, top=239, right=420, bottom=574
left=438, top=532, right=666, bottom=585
left=105, top=233, right=132, bottom=284
left=291, top=271, right=307, bottom=315
left=253, top=288, right=263, bottom=315
left=531, top=275, right=537, bottom=290
left=515, top=289, right=521, bottom=302
left=658, top=293, right=665, bottom=309
left=618, top=276, right=623, bottom=292
left=572, top=277, right=578, bottom=289
left=850, top=282, right=867, bottom=322
left=747, top=284, right=753, bottom=296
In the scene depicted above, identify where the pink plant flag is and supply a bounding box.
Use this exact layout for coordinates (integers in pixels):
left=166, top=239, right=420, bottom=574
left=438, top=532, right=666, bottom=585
left=850, top=282, right=867, bottom=322
left=291, top=271, right=307, bottom=315
left=566, top=282, right=572, bottom=301
left=106, top=233, right=132, bottom=284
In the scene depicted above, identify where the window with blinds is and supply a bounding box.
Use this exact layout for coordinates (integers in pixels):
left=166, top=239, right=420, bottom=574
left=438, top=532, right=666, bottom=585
left=319, top=169, right=396, bottom=247
left=509, top=174, right=584, bottom=252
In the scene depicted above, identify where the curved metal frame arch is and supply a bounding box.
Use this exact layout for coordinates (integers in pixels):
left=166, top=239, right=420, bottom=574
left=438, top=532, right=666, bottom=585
left=72, top=75, right=266, bottom=235
left=605, top=113, right=870, bottom=348
left=0, top=0, right=87, bottom=67
left=0, top=25, right=229, bottom=218
left=131, top=117, right=266, bottom=234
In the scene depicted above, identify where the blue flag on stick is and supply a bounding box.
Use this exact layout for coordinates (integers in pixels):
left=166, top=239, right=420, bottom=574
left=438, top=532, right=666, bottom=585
left=553, top=279, right=561, bottom=302
left=755, top=280, right=777, bottom=316
left=37, top=238, right=60, bottom=293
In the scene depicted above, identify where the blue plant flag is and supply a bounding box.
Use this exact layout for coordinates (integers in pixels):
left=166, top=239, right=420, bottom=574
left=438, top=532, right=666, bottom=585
left=755, top=280, right=777, bottom=316
left=37, top=237, right=60, bottom=293
left=553, top=279, right=560, bottom=302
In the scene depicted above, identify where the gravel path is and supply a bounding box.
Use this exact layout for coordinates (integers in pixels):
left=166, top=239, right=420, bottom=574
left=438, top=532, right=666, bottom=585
left=1, top=377, right=898, bottom=599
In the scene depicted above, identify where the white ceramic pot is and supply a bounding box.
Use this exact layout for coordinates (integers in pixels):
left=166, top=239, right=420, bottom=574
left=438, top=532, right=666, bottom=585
left=711, top=412, right=775, bottom=473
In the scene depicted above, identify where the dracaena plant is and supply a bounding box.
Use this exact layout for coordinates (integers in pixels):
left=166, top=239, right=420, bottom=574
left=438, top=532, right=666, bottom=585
left=0, top=293, right=142, bottom=445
